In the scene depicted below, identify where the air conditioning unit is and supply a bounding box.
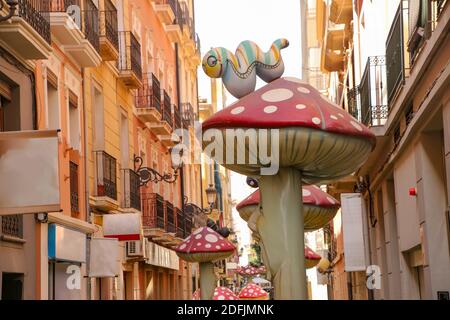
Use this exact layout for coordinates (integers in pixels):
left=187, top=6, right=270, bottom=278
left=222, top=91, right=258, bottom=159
left=126, top=239, right=146, bottom=258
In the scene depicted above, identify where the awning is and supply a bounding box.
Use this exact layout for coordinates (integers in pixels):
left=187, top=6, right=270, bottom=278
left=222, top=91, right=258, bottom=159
left=103, top=213, right=141, bottom=241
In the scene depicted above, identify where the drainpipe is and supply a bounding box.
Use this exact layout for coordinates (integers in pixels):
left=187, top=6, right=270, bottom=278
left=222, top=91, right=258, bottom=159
left=175, top=44, right=186, bottom=211
left=82, top=68, right=92, bottom=300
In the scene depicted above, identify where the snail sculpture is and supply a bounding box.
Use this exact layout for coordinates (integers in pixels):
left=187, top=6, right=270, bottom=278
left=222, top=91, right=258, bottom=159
left=202, top=39, right=289, bottom=99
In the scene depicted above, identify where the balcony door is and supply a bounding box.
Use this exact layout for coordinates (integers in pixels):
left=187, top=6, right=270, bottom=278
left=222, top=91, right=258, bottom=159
left=120, top=110, right=129, bottom=169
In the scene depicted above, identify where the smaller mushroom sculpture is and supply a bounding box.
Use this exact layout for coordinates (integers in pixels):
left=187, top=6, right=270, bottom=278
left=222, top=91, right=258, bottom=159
left=238, top=265, right=259, bottom=278
left=213, top=287, right=239, bottom=300
left=239, top=283, right=269, bottom=301
left=175, top=227, right=236, bottom=300
left=305, top=246, right=322, bottom=269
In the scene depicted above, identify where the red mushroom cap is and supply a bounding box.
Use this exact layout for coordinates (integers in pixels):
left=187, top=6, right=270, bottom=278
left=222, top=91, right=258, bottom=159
left=238, top=265, right=260, bottom=277
left=201, top=77, right=375, bottom=183
left=213, top=287, right=239, bottom=300
left=175, top=227, right=236, bottom=262
left=203, top=77, right=375, bottom=143
left=305, top=246, right=322, bottom=269
left=237, top=185, right=340, bottom=210
left=305, top=246, right=321, bottom=260
left=239, top=283, right=269, bottom=300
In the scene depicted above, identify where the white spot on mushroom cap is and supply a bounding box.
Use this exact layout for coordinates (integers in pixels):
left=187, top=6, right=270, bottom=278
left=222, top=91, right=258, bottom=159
left=205, top=234, right=218, bottom=243
left=330, top=115, right=338, bottom=120
left=261, top=88, right=293, bottom=102
left=351, top=121, right=363, bottom=132
left=312, top=117, right=322, bottom=125
left=264, top=105, right=278, bottom=114
left=296, top=104, right=307, bottom=110
left=231, top=106, right=245, bottom=115
left=205, top=244, right=211, bottom=248
left=297, top=86, right=311, bottom=94
left=303, top=189, right=312, bottom=197
left=179, top=244, right=186, bottom=250
left=218, top=295, right=225, bottom=300
left=195, top=234, right=202, bottom=239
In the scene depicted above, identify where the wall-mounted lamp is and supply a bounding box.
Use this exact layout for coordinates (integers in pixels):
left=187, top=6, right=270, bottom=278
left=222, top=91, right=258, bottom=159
left=134, top=154, right=181, bottom=186
left=35, top=212, right=48, bottom=223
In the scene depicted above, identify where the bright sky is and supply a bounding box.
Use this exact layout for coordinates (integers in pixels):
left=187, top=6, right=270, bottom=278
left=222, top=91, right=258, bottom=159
left=194, top=0, right=303, bottom=259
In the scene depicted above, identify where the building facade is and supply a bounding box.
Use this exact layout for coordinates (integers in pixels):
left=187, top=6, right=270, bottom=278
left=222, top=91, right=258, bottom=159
left=0, top=0, right=203, bottom=300
left=306, top=0, right=450, bottom=300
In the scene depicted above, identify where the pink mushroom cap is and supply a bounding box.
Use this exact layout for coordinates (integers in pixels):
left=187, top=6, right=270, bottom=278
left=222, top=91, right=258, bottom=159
left=202, top=77, right=376, bottom=184
left=236, top=185, right=340, bottom=231
left=213, top=287, right=239, bottom=300
left=239, top=283, right=269, bottom=300
left=175, top=227, right=236, bottom=263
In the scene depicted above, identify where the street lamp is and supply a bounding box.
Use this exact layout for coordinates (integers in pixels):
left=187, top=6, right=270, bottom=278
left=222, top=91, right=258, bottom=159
left=133, top=154, right=182, bottom=186
left=0, top=0, right=18, bottom=23
left=205, top=184, right=217, bottom=209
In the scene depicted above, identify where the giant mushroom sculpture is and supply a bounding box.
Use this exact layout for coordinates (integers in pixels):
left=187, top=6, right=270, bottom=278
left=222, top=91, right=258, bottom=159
left=175, top=227, right=236, bottom=300
left=305, top=246, right=322, bottom=269
left=202, top=77, right=375, bottom=299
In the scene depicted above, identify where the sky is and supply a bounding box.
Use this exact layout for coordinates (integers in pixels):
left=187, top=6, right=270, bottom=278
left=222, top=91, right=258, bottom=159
left=194, top=0, right=303, bottom=260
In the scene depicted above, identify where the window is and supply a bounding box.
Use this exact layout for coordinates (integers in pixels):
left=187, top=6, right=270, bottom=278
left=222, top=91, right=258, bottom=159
left=120, top=111, right=129, bottom=168
left=47, top=81, right=59, bottom=130
left=1, top=273, right=24, bottom=300
left=68, top=91, right=80, bottom=150
left=93, top=87, right=105, bottom=150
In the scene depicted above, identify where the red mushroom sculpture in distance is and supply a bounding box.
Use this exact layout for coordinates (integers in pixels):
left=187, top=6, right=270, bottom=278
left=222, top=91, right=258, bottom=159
left=175, top=227, right=236, bottom=300
left=202, top=77, right=375, bottom=299
left=305, top=246, right=322, bottom=269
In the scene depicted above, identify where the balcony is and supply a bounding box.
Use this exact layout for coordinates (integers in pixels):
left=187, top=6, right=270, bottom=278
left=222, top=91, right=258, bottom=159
left=359, top=56, right=388, bottom=128
left=0, top=0, right=52, bottom=59
left=70, top=161, right=80, bottom=216
left=153, top=0, right=176, bottom=25
left=122, top=169, right=141, bottom=212
left=118, top=31, right=143, bottom=88
left=164, top=0, right=183, bottom=43
left=142, top=193, right=165, bottom=237
left=386, top=2, right=407, bottom=104
left=99, top=0, right=119, bottom=61
left=173, top=105, right=182, bottom=130
left=90, top=151, right=119, bottom=212
left=135, top=73, right=162, bottom=123
left=175, top=207, right=184, bottom=239
left=329, top=0, right=353, bottom=25
left=321, top=24, right=346, bottom=72
left=182, top=102, right=194, bottom=129
left=47, top=0, right=101, bottom=67
left=149, top=90, right=173, bottom=136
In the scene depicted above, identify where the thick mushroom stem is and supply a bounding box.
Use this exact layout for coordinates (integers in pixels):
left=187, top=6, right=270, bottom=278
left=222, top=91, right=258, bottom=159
left=248, top=211, right=272, bottom=280
left=199, top=262, right=216, bottom=300
left=257, top=167, right=307, bottom=300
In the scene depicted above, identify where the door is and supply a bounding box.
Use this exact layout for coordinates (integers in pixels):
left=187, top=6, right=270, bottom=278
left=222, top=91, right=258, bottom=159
left=1, top=273, right=24, bottom=300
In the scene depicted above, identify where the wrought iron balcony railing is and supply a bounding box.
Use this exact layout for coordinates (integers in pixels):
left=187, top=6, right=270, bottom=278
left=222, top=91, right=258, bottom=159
left=99, top=0, right=118, bottom=52
left=95, top=151, right=117, bottom=200
left=118, top=31, right=143, bottom=80
left=182, top=102, right=194, bottom=129
left=165, top=200, right=176, bottom=233
left=83, top=0, right=100, bottom=51
left=135, top=73, right=161, bottom=112
left=184, top=211, right=193, bottom=237
left=359, top=56, right=388, bottom=126
left=122, top=169, right=141, bottom=211
left=176, top=208, right=184, bottom=238
left=17, top=0, right=51, bottom=45
left=162, top=90, right=173, bottom=128
left=70, top=161, right=79, bottom=214
left=173, top=104, right=182, bottom=129
left=386, top=2, right=407, bottom=104
left=1, top=215, right=23, bottom=239
left=142, top=193, right=165, bottom=230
